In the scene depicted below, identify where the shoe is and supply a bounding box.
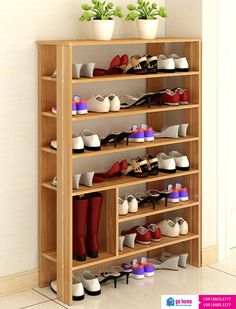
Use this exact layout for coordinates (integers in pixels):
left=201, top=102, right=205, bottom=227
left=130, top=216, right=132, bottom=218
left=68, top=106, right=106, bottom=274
left=73, top=196, right=89, bottom=261
left=123, top=158, right=149, bottom=178
left=50, top=135, right=84, bottom=153
left=143, top=155, right=158, bottom=175
left=101, top=131, right=131, bottom=147
left=86, top=95, right=110, bottom=113
left=174, top=217, right=189, bottom=235
left=146, top=55, right=158, bottom=73
left=80, top=129, right=101, bottom=151
left=73, top=95, right=88, bottom=115
left=126, top=195, right=138, bottom=213
left=108, top=94, right=120, bottom=112
left=93, top=160, right=128, bottom=183
left=122, top=226, right=151, bottom=245
left=140, top=124, right=154, bottom=142
left=111, top=266, right=132, bottom=285
left=118, top=198, right=129, bottom=215
left=134, top=191, right=159, bottom=210
left=167, top=186, right=180, bottom=203
left=145, top=223, right=161, bottom=242
left=179, top=186, right=189, bottom=201
left=86, top=193, right=103, bottom=258
left=72, top=63, right=96, bottom=78
left=169, top=54, right=189, bottom=72
left=130, top=259, right=145, bottom=279
left=149, top=253, right=180, bottom=271
left=52, top=103, right=77, bottom=115
left=169, top=150, right=190, bottom=171
left=157, top=55, right=175, bottom=72
left=157, top=219, right=180, bottom=237
left=163, top=89, right=180, bottom=106
left=119, top=233, right=137, bottom=251
left=96, top=270, right=121, bottom=289
left=72, top=63, right=83, bottom=78
left=80, top=172, right=94, bottom=187
left=140, top=257, right=155, bottom=276
left=154, top=125, right=180, bottom=139
left=157, top=152, right=176, bottom=173
left=178, top=123, right=189, bottom=137
left=173, top=88, right=190, bottom=104
left=50, top=276, right=85, bottom=301
left=128, top=125, right=145, bottom=142
left=81, top=271, right=101, bottom=296
left=123, top=55, right=148, bottom=75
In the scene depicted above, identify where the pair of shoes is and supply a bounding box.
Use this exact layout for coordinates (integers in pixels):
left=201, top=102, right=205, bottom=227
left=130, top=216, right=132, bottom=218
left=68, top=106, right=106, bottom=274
left=93, top=160, right=128, bottom=183
left=119, top=233, right=137, bottom=251
left=157, top=151, right=190, bottom=173
left=157, top=54, right=189, bottom=72
left=148, top=252, right=189, bottom=271
left=134, top=189, right=171, bottom=210
left=123, top=156, right=158, bottom=178
left=122, top=257, right=154, bottom=279
left=122, top=224, right=161, bottom=245
left=167, top=183, right=189, bottom=202
left=73, top=194, right=103, bottom=261
left=123, top=55, right=158, bottom=74
left=162, top=88, right=189, bottom=106
left=101, top=131, right=131, bottom=147
left=94, top=54, right=128, bottom=76
left=72, top=63, right=95, bottom=78
left=118, top=195, right=138, bottom=215
left=52, top=95, right=88, bottom=115
left=154, top=124, right=189, bottom=139
left=157, top=217, right=188, bottom=237
left=129, top=124, right=154, bottom=142
left=50, top=172, right=94, bottom=190
left=51, top=271, right=101, bottom=300
left=50, top=129, right=101, bottom=153
left=95, top=265, right=132, bottom=288
left=120, top=92, right=164, bottom=109
left=86, top=94, right=120, bottom=113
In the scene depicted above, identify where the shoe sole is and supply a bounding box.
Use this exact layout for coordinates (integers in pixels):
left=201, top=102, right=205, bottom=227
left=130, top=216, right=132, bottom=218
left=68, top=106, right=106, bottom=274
left=131, top=274, right=145, bottom=280
left=73, top=148, right=85, bottom=153
left=167, top=198, right=180, bottom=203
left=151, top=238, right=161, bottom=242
left=84, top=288, right=101, bottom=296
left=136, top=240, right=151, bottom=245
left=144, top=271, right=154, bottom=277
left=76, top=110, right=88, bottom=115
left=159, top=168, right=176, bottom=174
left=176, top=166, right=190, bottom=171
left=84, top=145, right=101, bottom=151
left=145, top=137, right=154, bottom=142
left=128, top=138, right=145, bottom=142
left=158, top=69, right=176, bottom=73
left=179, top=197, right=189, bottom=202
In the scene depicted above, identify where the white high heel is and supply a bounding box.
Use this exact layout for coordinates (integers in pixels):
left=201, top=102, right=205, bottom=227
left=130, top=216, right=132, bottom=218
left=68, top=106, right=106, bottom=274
left=119, top=233, right=137, bottom=251
left=80, top=172, right=94, bottom=187
left=154, top=125, right=180, bottom=139
left=118, top=198, right=129, bottom=215
left=178, top=123, right=189, bottom=137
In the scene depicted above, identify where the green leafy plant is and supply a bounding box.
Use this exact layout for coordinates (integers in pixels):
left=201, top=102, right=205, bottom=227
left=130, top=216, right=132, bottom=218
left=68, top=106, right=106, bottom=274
left=80, top=0, right=124, bottom=21
left=126, top=0, right=168, bottom=21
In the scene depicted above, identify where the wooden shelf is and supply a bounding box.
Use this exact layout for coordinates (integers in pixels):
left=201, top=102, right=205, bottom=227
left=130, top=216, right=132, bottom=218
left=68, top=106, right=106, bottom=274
left=42, top=104, right=199, bottom=121
left=42, top=233, right=199, bottom=271
left=119, top=200, right=199, bottom=223
left=42, top=71, right=199, bottom=84
left=42, top=169, right=199, bottom=195
left=42, top=136, right=199, bottom=158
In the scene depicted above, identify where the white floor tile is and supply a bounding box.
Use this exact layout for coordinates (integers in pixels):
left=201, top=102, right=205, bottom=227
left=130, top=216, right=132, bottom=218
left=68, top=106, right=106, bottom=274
left=209, top=248, right=236, bottom=276
left=26, top=301, right=63, bottom=308
left=0, top=289, right=48, bottom=309
left=33, top=287, right=57, bottom=300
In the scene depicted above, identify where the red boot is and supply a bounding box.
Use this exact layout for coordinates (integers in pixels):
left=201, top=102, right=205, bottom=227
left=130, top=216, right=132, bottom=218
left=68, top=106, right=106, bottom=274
left=86, top=193, right=103, bottom=258
left=73, top=196, right=89, bottom=261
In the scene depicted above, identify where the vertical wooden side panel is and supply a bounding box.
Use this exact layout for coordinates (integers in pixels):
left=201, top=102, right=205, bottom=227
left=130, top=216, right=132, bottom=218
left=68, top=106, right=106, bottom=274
left=56, top=45, right=73, bottom=305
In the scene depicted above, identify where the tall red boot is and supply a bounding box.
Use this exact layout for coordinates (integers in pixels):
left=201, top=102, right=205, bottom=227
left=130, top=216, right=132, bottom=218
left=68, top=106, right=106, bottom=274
left=73, top=196, right=88, bottom=261
left=86, top=193, right=103, bottom=258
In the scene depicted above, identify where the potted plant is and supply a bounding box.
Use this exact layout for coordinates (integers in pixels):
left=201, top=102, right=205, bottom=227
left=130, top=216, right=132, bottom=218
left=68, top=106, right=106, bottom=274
left=126, top=0, right=168, bottom=39
left=80, top=0, right=123, bottom=40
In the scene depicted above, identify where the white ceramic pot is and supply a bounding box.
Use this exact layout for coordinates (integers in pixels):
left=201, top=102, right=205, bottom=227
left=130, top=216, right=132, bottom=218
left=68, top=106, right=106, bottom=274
left=91, top=19, right=115, bottom=40
left=136, top=19, right=159, bottom=39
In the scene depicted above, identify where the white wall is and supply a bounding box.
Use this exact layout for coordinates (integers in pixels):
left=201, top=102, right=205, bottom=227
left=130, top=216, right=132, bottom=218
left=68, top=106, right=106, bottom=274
left=165, top=0, right=218, bottom=248
left=0, top=0, right=165, bottom=277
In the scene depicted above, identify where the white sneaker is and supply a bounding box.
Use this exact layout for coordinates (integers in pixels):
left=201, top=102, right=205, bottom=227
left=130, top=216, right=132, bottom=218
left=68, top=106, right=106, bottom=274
left=118, top=198, right=129, bottom=215
left=157, top=54, right=175, bottom=72
left=174, top=217, right=189, bottom=235
left=86, top=95, right=110, bottom=113
left=108, top=94, right=120, bottom=112
left=50, top=135, right=84, bottom=153
left=157, top=152, right=176, bottom=173
left=126, top=195, right=138, bottom=213
left=80, top=129, right=101, bottom=151
left=169, top=54, right=189, bottom=72
left=157, top=219, right=180, bottom=237
left=81, top=271, right=101, bottom=296
left=51, top=276, right=85, bottom=301
left=169, top=151, right=189, bottom=171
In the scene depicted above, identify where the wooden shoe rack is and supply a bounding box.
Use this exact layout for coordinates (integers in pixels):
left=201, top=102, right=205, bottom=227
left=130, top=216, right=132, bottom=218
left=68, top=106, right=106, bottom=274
left=38, top=38, right=201, bottom=305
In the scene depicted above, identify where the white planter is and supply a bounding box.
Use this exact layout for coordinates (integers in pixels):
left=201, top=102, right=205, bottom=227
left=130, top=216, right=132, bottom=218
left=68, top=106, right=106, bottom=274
left=91, top=19, right=115, bottom=40
left=136, top=19, right=159, bottom=39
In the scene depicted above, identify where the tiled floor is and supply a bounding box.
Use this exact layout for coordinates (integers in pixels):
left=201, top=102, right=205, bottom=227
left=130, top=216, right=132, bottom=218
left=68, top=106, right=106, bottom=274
left=1, top=249, right=236, bottom=309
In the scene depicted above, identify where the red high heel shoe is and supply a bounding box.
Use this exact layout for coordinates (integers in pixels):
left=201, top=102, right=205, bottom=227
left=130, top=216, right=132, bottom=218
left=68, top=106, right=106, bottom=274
left=93, top=160, right=128, bottom=183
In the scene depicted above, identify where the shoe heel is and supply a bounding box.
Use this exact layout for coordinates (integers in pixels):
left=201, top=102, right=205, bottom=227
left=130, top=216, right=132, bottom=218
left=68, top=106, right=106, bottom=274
left=114, top=277, right=118, bottom=288
left=124, top=233, right=136, bottom=248
left=178, top=253, right=188, bottom=268
left=119, top=235, right=125, bottom=252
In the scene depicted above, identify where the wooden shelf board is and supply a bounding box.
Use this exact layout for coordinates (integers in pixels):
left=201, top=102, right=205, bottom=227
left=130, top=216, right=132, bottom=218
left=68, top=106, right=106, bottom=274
left=119, top=200, right=199, bottom=223
left=42, top=233, right=199, bottom=270
left=41, top=169, right=199, bottom=195
left=37, top=37, right=201, bottom=46
left=42, top=104, right=199, bottom=121
left=42, top=136, right=199, bottom=159
left=119, top=233, right=199, bottom=258
left=41, top=71, right=199, bottom=84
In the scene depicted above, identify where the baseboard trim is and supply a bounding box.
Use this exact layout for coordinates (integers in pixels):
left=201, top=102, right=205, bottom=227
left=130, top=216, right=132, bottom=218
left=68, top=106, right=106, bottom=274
left=201, top=245, right=219, bottom=266
left=0, top=268, right=39, bottom=297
